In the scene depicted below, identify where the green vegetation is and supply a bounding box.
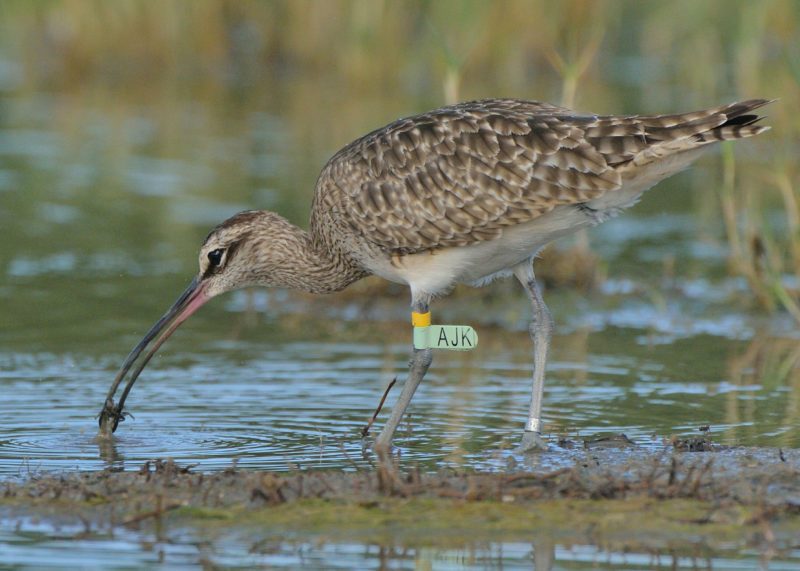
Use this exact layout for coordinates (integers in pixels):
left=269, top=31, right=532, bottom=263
left=1, top=1, right=796, bottom=315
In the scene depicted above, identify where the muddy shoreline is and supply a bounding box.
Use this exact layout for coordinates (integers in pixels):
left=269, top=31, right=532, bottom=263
left=3, top=441, right=800, bottom=555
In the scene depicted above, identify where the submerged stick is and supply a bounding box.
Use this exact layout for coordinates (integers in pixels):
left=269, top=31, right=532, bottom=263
left=361, top=377, right=397, bottom=438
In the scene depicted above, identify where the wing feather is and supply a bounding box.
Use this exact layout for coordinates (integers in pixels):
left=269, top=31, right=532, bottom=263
left=311, top=98, right=771, bottom=255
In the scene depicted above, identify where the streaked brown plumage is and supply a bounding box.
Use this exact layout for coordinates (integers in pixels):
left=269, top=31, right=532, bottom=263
left=99, top=98, right=772, bottom=453
left=313, top=98, right=768, bottom=253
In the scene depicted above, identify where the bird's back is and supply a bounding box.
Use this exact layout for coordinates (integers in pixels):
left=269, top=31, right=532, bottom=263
left=310, top=98, right=771, bottom=262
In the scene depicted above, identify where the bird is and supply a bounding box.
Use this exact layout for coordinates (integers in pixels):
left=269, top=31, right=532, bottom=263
left=98, top=97, right=772, bottom=454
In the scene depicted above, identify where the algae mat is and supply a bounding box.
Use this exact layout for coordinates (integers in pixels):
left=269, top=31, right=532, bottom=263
left=2, top=445, right=800, bottom=567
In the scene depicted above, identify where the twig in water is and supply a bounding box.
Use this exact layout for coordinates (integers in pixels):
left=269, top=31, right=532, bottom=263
left=361, top=377, right=397, bottom=438
left=339, top=442, right=364, bottom=474
left=122, top=497, right=183, bottom=526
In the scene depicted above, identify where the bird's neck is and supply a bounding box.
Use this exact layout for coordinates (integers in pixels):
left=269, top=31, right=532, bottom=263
left=271, top=225, right=367, bottom=295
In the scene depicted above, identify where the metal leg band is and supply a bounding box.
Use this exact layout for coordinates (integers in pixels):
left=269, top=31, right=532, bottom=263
left=525, top=417, right=542, bottom=433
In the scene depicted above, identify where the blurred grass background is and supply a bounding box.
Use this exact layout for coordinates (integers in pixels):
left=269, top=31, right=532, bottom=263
left=0, top=0, right=798, bottom=314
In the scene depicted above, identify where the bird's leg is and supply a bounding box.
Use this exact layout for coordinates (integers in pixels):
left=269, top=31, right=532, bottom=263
left=374, top=297, right=433, bottom=455
left=514, top=260, right=552, bottom=452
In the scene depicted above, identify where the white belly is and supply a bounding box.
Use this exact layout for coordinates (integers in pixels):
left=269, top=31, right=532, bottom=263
left=362, top=203, right=597, bottom=295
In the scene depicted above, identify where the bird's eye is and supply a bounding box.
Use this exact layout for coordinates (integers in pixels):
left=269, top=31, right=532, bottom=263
left=207, top=248, right=225, bottom=268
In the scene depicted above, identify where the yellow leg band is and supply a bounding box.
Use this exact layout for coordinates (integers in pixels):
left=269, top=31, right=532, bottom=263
left=411, top=311, right=431, bottom=327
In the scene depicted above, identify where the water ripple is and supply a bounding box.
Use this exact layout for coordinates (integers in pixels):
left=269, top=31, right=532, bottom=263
left=0, top=334, right=797, bottom=476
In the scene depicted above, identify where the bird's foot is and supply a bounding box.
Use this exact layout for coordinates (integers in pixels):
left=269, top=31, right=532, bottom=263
left=516, top=430, right=548, bottom=453
left=372, top=439, right=391, bottom=457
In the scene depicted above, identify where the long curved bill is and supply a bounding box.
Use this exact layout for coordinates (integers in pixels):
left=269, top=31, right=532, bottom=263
left=98, top=277, right=210, bottom=435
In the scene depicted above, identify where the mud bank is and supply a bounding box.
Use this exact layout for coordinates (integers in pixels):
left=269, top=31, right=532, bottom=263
left=2, top=442, right=800, bottom=556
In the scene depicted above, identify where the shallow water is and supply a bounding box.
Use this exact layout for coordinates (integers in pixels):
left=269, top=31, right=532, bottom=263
left=1, top=4, right=798, bottom=567
left=1, top=280, right=798, bottom=477
left=0, top=42, right=794, bottom=479
left=2, top=516, right=799, bottom=570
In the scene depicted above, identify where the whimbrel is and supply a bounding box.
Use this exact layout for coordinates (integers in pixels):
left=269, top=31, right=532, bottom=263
left=98, top=98, right=771, bottom=452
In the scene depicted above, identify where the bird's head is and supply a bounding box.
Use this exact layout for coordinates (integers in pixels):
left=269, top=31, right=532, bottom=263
left=98, top=209, right=285, bottom=433
left=195, top=209, right=269, bottom=298
left=197, top=209, right=313, bottom=297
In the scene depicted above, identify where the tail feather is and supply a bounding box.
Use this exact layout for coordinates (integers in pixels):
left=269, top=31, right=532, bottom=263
left=693, top=99, right=773, bottom=143
left=588, top=99, right=773, bottom=167
left=625, top=99, right=773, bottom=167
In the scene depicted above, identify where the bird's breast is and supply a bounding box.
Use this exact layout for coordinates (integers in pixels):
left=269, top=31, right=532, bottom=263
left=358, top=202, right=604, bottom=295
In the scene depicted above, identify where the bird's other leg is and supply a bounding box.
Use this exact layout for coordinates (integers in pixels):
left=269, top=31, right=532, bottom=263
left=513, top=260, right=552, bottom=452
left=373, top=295, right=433, bottom=456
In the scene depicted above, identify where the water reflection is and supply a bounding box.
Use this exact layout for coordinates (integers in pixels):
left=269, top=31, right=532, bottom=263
left=2, top=515, right=797, bottom=569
